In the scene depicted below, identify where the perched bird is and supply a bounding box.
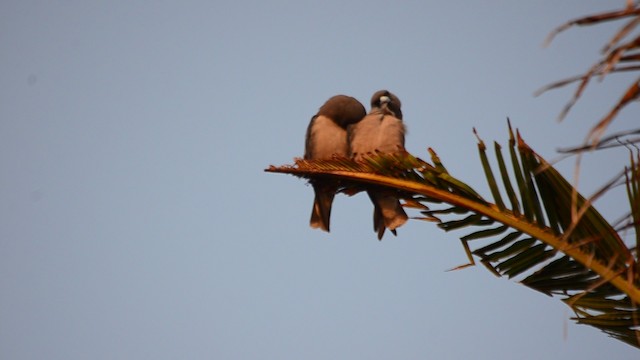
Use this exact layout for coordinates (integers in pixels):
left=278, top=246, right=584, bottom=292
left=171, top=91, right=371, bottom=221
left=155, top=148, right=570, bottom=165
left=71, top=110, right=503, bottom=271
left=305, top=95, right=366, bottom=232
left=348, top=90, right=409, bottom=239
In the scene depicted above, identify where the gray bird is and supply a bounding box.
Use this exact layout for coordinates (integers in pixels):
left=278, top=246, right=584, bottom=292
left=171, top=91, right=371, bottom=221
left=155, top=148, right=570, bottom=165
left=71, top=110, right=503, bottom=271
left=305, top=95, right=366, bottom=232
left=348, top=90, right=409, bottom=239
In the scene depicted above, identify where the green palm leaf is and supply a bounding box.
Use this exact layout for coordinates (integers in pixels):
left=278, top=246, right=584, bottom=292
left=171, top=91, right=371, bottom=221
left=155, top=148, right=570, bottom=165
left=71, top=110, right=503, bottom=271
left=266, top=125, right=640, bottom=348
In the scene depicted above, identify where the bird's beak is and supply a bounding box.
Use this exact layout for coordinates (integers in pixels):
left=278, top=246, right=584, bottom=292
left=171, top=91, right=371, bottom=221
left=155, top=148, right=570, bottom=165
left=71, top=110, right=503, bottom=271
left=379, top=95, right=391, bottom=104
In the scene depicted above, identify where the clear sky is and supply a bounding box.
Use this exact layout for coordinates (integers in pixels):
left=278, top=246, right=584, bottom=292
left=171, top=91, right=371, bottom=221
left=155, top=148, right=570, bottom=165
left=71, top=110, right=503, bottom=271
left=1, top=1, right=638, bottom=359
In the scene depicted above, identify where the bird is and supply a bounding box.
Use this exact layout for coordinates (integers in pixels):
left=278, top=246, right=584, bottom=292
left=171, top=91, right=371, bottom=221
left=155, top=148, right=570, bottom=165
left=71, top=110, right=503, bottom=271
left=304, top=94, right=366, bottom=232
left=348, top=90, right=409, bottom=239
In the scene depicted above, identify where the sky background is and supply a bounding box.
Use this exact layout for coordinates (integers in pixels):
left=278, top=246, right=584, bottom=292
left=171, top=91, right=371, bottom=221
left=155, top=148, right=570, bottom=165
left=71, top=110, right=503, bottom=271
left=1, top=1, right=638, bottom=359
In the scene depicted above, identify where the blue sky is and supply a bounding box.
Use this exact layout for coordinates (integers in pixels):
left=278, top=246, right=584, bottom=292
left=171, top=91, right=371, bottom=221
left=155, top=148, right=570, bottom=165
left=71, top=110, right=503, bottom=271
left=1, top=1, right=638, bottom=359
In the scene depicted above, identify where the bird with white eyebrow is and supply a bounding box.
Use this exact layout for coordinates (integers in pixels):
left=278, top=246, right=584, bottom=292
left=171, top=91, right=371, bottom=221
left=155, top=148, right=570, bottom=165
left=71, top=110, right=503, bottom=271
left=348, top=90, right=409, bottom=239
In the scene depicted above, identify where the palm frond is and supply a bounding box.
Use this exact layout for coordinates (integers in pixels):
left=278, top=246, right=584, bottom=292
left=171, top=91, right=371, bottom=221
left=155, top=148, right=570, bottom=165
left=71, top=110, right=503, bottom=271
left=538, top=2, right=640, bottom=150
left=266, top=126, right=640, bottom=348
left=625, top=149, right=640, bottom=269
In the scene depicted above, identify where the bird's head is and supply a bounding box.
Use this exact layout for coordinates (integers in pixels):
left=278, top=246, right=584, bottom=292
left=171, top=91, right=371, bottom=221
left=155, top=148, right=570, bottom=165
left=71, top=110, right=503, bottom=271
left=371, top=90, right=402, bottom=120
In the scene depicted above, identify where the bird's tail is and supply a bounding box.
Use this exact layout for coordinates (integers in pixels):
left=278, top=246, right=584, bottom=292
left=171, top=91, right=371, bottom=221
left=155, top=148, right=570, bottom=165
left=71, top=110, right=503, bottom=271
left=310, top=184, right=336, bottom=232
left=369, top=190, right=408, bottom=240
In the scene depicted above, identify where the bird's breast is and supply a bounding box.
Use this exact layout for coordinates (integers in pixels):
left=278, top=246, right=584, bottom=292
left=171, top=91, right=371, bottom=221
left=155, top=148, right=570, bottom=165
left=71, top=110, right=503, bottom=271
left=307, top=115, right=349, bottom=158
